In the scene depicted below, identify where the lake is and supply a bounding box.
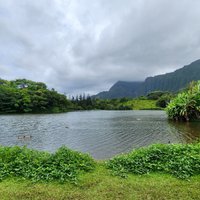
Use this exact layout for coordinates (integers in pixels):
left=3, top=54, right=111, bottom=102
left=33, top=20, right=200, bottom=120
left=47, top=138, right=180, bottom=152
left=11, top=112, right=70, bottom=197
left=0, top=110, right=199, bottom=159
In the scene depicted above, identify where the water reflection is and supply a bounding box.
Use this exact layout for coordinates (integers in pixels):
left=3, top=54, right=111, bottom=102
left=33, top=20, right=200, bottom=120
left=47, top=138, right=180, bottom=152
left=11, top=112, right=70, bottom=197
left=168, top=121, right=200, bottom=143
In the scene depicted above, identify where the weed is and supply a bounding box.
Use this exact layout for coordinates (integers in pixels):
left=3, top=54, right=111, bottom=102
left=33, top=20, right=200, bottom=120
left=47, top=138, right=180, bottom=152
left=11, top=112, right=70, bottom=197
left=0, top=146, right=95, bottom=183
left=107, top=143, right=200, bottom=179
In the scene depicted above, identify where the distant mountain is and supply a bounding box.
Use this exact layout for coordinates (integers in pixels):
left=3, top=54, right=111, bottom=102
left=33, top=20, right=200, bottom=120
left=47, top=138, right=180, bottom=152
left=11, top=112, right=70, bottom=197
left=94, top=59, right=200, bottom=99
left=95, top=81, right=142, bottom=99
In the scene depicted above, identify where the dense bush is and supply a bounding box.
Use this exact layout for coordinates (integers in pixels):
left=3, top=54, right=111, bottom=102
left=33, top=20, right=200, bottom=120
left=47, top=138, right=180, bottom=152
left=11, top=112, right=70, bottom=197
left=147, top=91, right=169, bottom=100
left=156, top=94, right=173, bottom=108
left=0, top=146, right=95, bottom=183
left=0, top=79, right=73, bottom=114
left=166, top=81, right=200, bottom=121
left=72, top=97, right=132, bottom=110
left=107, top=143, right=200, bottom=179
left=0, top=78, right=162, bottom=112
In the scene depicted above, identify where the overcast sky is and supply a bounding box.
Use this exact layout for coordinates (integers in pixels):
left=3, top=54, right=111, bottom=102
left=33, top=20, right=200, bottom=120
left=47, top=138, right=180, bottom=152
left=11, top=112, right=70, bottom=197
left=0, top=0, right=200, bottom=95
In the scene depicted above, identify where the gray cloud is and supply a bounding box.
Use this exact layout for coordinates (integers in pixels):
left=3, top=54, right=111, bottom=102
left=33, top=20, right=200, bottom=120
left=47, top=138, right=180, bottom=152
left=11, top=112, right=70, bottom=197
left=0, top=0, right=200, bottom=95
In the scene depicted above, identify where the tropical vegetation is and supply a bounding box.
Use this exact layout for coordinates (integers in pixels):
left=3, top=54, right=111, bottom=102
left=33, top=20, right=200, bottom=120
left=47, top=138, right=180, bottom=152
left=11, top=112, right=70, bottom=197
left=0, top=146, right=95, bottom=183
left=0, top=78, right=168, bottom=113
left=0, top=79, right=73, bottom=113
left=0, top=144, right=199, bottom=183
left=107, top=143, right=200, bottom=179
left=166, top=81, right=200, bottom=121
left=72, top=91, right=172, bottom=110
left=0, top=144, right=199, bottom=199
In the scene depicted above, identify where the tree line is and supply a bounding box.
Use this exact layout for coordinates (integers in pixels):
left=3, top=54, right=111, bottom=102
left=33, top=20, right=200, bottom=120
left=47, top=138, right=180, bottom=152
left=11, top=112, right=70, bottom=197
left=0, top=78, right=174, bottom=114
left=0, top=79, right=73, bottom=113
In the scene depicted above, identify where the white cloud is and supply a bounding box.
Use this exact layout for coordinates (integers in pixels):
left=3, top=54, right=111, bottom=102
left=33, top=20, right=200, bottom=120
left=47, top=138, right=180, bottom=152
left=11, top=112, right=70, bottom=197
left=0, top=0, right=200, bottom=95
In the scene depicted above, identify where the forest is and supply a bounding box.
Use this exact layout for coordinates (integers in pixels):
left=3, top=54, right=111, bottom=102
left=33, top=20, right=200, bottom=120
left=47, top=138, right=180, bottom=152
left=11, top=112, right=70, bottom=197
left=0, top=79, right=73, bottom=113
left=0, top=78, right=174, bottom=114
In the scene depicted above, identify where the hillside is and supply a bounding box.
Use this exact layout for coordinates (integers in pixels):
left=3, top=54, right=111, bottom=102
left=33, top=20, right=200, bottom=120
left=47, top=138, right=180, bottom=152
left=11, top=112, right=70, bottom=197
left=94, top=59, right=200, bottom=99
left=95, top=81, right=142, bottom=99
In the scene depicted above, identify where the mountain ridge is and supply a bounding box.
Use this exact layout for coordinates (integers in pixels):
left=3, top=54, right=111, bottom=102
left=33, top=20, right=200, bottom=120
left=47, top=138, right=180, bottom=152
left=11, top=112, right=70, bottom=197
left=93, top=59, right=200, bottom=99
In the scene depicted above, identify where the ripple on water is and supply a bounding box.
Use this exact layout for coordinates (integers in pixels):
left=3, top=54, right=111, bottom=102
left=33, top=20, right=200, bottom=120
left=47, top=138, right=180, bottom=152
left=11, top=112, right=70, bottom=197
left=0, top=111, right=199, bottom=159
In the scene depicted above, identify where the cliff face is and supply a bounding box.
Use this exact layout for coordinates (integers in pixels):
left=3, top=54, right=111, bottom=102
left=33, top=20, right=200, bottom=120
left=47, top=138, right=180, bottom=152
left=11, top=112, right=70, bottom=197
left=93, top=81, right=142, bottom=99
left=94, top=59, right=200, bottom=99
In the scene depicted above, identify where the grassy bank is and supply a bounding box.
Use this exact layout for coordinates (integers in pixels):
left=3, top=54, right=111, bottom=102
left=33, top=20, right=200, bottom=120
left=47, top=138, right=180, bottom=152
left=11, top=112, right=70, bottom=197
left=107, top=143, right=200, bottom=179
left=0, top=167, right=200, bottom=200
left=0, top=146, right=95, bottom=183
left=0, top=144, right=200, bottom=199
left=124, top=99, right=160, bottom=110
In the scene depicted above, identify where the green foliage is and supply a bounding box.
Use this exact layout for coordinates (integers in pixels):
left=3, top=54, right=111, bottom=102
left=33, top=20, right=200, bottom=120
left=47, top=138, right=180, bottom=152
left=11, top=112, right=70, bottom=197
left=124, top=99, right=159, bottom=110
left=72, top=97, right=133, bottom=110
left=0, top=146, right=95, bottom=183
left=71, top=95, right=94, bottom=110
left=0, top=143, right=200, bottom=186
left=166, top=81, right=200, bottom=121
left=93, top=99, right=132, bottom=110
left=72, top=96, right=160, bottom=110
left=0, top=86, right=19, bottom=113
left=146, top=91, right=173, bottom=108
left=0, top=78, right=166, bottom=112
left=137, top=96, right=147, bottom=100
left=0, top=79, right=73, bottom=114
left=147, top=91, right=168, bottom=100
left=156, top=93, right=173, bottom=108
left=107, top=143, right=200, bottom=179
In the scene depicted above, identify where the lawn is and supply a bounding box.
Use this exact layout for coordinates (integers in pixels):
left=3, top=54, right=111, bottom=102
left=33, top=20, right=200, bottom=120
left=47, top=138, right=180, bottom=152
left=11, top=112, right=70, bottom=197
left=0, top=144, right=199, bottom=200
left=0, top=165, right=199, bottom=200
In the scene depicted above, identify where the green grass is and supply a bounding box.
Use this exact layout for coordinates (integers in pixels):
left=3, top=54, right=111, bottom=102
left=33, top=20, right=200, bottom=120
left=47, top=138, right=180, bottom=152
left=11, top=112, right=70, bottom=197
left=0, top=166, right=199, bottom=200
left=124, top=99, right=160, bottom=110
left=0, top=144, right=200, bottom=199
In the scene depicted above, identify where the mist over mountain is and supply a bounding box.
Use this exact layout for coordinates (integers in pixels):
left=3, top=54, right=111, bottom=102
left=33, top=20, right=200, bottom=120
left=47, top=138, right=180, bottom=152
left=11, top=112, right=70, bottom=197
left=94, top=59, right=200, bottom=99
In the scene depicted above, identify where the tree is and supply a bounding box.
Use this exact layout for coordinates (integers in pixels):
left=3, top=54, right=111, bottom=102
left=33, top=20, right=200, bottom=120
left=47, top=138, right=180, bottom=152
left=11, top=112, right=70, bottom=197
left=0, top=79, right=72, bottom=113
left=156, top=94, right=173, bottom=108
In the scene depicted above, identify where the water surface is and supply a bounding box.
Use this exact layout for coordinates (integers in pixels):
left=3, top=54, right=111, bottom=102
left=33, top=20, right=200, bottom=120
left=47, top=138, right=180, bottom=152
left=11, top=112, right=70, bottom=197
left=0, top=110, right=199, bottom=159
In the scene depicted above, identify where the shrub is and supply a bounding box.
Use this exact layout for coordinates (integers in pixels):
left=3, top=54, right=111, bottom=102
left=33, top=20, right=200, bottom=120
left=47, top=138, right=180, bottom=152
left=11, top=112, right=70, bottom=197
left=166, top=81, right=200, bottom=121
left=147, top=91, right=168, bottom=100
left=107, top=143, right=200, bottom=179
left=0, top=146, right=95, bottom=183
left=156, top=94, right=172, bottom=108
